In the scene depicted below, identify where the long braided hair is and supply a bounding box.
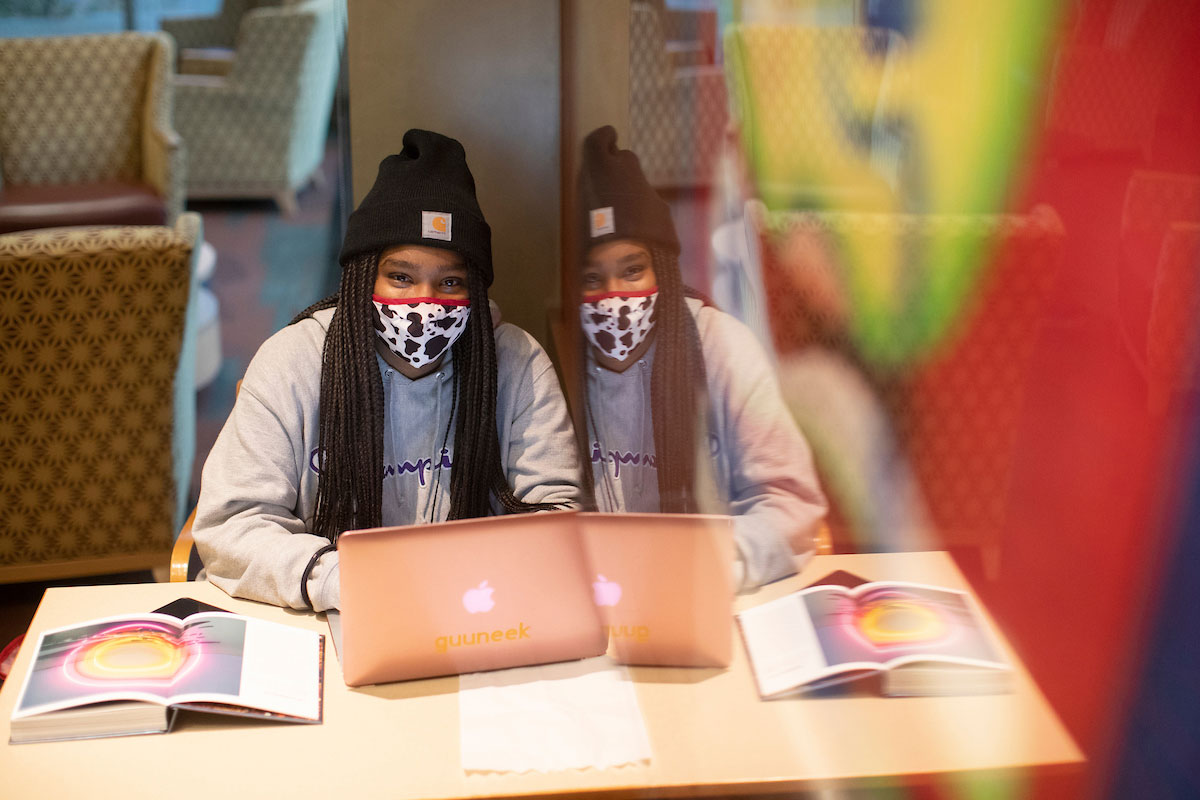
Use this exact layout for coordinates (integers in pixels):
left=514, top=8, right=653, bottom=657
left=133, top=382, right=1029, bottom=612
left=576, top=242, right=708, bottom=514
left=293, top=250, right=556, bottom=543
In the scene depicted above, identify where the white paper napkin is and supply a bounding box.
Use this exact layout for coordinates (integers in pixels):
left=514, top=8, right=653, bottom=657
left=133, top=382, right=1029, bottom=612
left=458, top=657, right=652, bottom=774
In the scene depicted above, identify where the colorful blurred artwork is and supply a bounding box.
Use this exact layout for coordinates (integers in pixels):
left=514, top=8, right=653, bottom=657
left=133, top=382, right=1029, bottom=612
left=724, top=1, right=1063, bottom=366
left=852, top=587, right=949, bottom=649
left=19, top=616, right=246, bottom=713
left=802, top=583, right=1001, bottom=667
left=713, top=2, right=1200, bottom=792
left=66, top=622, right=198, bottom=686
left=11, top=612, right=323, bottom=742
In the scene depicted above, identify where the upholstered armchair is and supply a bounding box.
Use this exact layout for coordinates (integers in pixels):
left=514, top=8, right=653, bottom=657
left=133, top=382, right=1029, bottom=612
left=1118, top=171, right=1200, bottom=377
left=755, top=206, right=1065, bottom=574
left=163, top=0, right=284, bottom=52
left=0, top=32, right=184, bottom=233
left=1118, top=171, right=1200, bottom=413
left=172, top=0, right=342, bottom=214
left=0, top=214, right=203, bottom=582
left=163, top=0, right=284, bottom=75
left=1146, top=224, right=1200, bottom=415
left=723, top=25, right=911, bottom=212
left=629, top=0, right=728, bottom=189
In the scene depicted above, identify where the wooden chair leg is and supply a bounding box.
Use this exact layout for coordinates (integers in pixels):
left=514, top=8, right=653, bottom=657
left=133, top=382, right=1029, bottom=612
left=814, top=521, right=835, bottom=556
left=170, top=508, right=198, bottom=583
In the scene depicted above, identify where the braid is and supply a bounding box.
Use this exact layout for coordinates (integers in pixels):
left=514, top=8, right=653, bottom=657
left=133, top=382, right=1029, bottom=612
left=290, top=293, right=339, bottom=326
left=447, top=262, right=559, bottom=518
left=293, top=256, right=550, bottom=534
left=295, top=252, right=385, bottom=542
left=648, top=246, right=707, bottom=513
left=574, top=342, right=601, bottom=512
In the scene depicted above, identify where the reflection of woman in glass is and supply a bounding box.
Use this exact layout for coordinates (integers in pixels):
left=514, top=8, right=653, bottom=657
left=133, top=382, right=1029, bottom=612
left=574, top=127, right=827, bottom=589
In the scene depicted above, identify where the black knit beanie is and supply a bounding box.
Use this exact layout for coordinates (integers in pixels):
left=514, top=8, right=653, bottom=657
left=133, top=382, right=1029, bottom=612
left=339, top=129, right=493, bottom=287
left=577, top=125, right=680, bottom=259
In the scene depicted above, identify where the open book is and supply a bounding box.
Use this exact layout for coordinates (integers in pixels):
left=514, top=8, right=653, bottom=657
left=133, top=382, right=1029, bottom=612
left=10, top=608, right=324, bottom=744
left=737, top=580, right=1010, bottom=698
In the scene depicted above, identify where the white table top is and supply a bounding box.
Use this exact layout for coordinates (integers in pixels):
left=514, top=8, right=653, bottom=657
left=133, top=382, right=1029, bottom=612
left=0, top=551, right=1083, bottom=798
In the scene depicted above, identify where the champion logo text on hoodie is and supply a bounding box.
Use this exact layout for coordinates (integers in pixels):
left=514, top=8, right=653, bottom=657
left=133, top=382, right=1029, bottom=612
left=590, top=436, right=721, bottom=479
left=310, top=447, right=455, bottom=488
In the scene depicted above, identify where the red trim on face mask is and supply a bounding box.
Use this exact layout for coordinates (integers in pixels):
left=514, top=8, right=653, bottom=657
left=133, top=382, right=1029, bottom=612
left=581, top=287, right=659, bottom=303
left=372, top=295, right=471, bottom=307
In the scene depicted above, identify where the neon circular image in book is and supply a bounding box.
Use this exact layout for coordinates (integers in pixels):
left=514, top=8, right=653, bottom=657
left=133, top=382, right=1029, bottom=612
left=17, top=616, right=248, bottom=714
left=64, top=622, right=199, bottom=687
left=852, top=589, right=950, bottom=650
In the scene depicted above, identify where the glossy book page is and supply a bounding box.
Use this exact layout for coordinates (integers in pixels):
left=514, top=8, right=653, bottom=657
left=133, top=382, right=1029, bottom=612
left=11, top=612, right=322, bottom=723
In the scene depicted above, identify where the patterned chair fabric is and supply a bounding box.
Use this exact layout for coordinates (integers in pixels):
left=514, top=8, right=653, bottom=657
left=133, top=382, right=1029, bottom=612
left=1118, top=170, right=1200, bottom=381
left=1146, top=224, right=1200, bottom=415
left=723, top=24, right=911, bottom=212
left=162, top=0, right=284, bottom=53
left=173, top=0, right=342, bottom=210
left=1043, top=2, right=1184, bottom=161
left=0, top=214, right=203, bottom=582
left=629, top=1, right=728, bottom=189
left=758, top=208, right=1064, bottom=569
left=0, top=32, right=184, bottom=225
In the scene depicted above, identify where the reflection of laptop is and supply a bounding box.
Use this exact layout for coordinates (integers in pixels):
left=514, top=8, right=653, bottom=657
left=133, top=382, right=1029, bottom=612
left=578, top=512, right=736, bottom=668
left=337, top=509, right=606, bottom=686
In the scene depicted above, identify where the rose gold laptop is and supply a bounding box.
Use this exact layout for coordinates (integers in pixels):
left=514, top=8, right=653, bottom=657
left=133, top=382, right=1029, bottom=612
left=578, top=512, right=736, bottom=668
left=337, top=509, right=607, bottom=686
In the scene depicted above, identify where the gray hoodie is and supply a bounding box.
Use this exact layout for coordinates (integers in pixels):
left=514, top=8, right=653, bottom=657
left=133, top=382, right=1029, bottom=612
left=586, top=299, right=827, bottom=587
left=193, top=307, right=583, bottom=612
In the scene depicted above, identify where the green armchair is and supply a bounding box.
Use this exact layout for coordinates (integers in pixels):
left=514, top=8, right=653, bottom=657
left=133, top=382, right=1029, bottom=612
left=163, top=0, right=284, bottom=75
left=172, top=0, right=343, bottom=214
left=0, top=32, right=184, bottom=233
left=163, top=0, right=283, bottom=52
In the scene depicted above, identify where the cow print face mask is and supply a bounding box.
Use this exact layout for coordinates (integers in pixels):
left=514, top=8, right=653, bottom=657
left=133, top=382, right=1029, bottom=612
left=580, top=289, right=658, bottom=363
left=373, top=295, right=471, bottom=370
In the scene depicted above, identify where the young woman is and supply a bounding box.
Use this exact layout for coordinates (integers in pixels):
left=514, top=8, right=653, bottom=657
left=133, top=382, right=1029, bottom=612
left=193, top=130, right=582, bottom=612
left=575, top=126, right=827, bottom=588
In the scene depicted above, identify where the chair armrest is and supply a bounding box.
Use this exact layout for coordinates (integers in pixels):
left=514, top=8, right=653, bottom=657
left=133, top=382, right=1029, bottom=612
left=179, top=47, right=236, bottom=76
left=174, top=76, right=263, bottom=136
left=162, top=15, right=238, bottom=51
left=175, top=72, right=291, bottom=140
left=667, top=41, right=709, bottom=69
left=171, top=507, right=198, bottom=583
left=140, top=32, right=185, bottom=223
left=143, top=123, right=185, bottom=224
left=675, top=64, right=727, bottom=85
left=1147, top=223, right=1200, bottom=415
left=175, top=73, right=232, bottom=90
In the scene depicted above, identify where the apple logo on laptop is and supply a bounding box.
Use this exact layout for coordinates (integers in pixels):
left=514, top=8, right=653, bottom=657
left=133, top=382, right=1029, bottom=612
left=462, top=580, right=495, bottom=613
left=593, top=574, right=622, bottom=607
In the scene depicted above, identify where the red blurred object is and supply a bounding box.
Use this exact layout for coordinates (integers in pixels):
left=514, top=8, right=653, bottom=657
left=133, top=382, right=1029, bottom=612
left=0, top=634, right=25, bottom=683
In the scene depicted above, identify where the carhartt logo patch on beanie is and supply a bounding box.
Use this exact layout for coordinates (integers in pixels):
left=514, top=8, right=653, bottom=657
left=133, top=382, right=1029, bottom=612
left=421, top=211, right=452, bottom=241
left=590, top=206, right=615, bottom=237
left=577, top=126, right=679, bottom=256
left=340, top=129, right=493, bottom=286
